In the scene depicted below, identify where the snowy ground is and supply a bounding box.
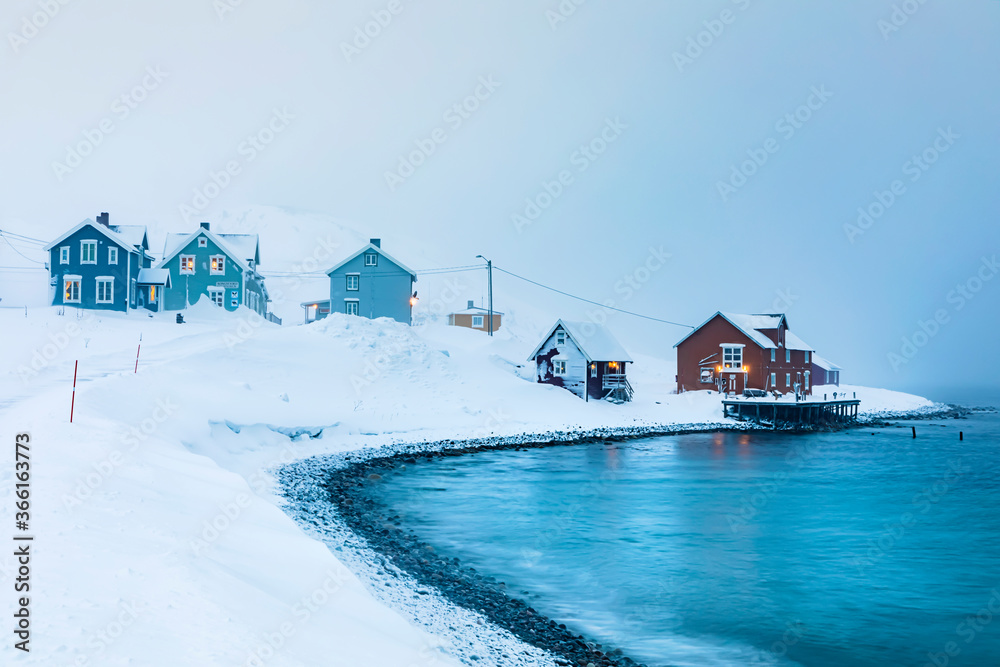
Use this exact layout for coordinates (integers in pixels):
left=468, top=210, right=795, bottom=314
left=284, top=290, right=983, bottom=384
left=0, top=304, right=940, bottom=666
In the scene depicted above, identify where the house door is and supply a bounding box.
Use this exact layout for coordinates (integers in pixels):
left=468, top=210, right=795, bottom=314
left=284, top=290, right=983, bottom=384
left=729, top=374, right=737, bottom=392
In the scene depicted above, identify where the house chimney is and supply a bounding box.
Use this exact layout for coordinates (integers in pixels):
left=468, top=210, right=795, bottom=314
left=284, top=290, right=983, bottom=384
left=96, top=212, right=109, bottom=227
left=468, top=300, right=474, bottom=309
left=200, top=222, right=210, bottom=230
left=369, top=238, right=381, bottom=248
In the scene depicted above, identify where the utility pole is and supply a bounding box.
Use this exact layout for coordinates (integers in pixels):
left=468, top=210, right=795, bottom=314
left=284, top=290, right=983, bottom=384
left=476, top=254, right=493, bottom=336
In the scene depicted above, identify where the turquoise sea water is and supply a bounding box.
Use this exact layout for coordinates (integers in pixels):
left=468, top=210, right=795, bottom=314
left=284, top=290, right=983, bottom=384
left=377, top=413, right=1000, bottom=666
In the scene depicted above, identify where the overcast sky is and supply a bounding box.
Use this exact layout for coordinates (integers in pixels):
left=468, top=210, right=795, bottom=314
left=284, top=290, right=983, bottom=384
left=1, top=0, right=998, bottom=400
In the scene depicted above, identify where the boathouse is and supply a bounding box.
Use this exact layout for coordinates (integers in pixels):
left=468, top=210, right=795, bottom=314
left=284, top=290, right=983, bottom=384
left=675, top=312, right=818, bottom=397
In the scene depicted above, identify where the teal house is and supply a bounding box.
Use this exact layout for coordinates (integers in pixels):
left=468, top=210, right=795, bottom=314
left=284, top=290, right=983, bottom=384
left=302, top=238, right=416, bottom=324
left=156, top=222, right=269, bottom=316
left=43, top=212, right=162, bottom=312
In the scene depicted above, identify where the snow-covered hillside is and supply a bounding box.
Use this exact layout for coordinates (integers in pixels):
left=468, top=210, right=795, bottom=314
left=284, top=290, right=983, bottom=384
left=0, top=300, right=940, bottom=666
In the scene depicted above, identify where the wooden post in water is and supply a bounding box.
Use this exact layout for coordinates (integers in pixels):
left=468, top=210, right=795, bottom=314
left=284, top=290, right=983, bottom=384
left=960, top=431, right=964, bottom=441
left=912, top=426, right=917, bottom=438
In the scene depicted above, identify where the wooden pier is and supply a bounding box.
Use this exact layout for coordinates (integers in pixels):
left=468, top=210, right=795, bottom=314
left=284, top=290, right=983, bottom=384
left=722, top=398, right=860, bottom=427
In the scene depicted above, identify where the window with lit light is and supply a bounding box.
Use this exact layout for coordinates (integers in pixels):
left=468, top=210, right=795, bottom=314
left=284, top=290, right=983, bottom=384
left=592, top=364, right=598, bottom=378
left=553, top=360, right=567, bottom=375
left=64, top=278, right=81, bottom=303
left=180, top=255, right=195, bottom=274
left=210, top=255, right=225, bottom=275
left=722, top=346, right=743, bottom=370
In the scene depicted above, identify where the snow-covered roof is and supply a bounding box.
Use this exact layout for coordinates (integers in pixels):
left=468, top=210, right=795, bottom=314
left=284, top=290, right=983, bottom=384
left=784, top=330, right=814, bottom=351
left=159, top=228, right=260, bottom=271
left=43, top=218, right=146, bottom=254
left=217, top=233, right=260, bottom=265
left=108, top=225, right=149, bottom=250
left=137, top=268, right=171, bottom=286
left=674, top=312, right=789, bottom=349
left=325, top=242, right=416, bottom=278
left=451, top=307, right=505, bottom=316
left=527, top=319, right=632, bottom=363
left=812, top=353, right=842, bottom=371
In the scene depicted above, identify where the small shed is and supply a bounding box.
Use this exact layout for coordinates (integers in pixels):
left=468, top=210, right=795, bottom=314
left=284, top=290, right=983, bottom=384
left=448, top=300, right=503, bottom=333
left=527, top=320, right=633, bottom=402
left=811, top=354, right=842, bottom=386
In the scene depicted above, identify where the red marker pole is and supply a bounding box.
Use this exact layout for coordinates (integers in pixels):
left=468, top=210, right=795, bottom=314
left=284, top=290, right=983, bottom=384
left=70, top=360, right=78, bottom=423
left=134, top=334, right=142, bottom=374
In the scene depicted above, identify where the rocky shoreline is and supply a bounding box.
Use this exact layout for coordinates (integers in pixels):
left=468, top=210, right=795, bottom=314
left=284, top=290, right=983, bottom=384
left=276, top=408, right=971, bottom=667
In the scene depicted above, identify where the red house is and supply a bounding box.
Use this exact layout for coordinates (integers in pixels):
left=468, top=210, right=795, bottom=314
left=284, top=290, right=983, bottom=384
left=674, top=312, right=818, bottom=397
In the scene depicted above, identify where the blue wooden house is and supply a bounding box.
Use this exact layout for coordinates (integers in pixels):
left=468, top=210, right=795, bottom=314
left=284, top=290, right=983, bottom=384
left=43, top=213, right=159, bottom=312
left=303, top=238, right=417, bottom=324
left=156, top=222, right=269, bottom=316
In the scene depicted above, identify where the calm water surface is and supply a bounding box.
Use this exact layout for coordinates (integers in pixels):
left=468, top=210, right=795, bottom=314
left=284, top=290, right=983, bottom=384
left=377, top=413, right=1000, bottom=667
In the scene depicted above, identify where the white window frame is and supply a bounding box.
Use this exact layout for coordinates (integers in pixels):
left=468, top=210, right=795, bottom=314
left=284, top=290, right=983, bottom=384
left=804, top=370, right=811, bottom=390
left=770, top=348, right=775, bottom=362
left=180, top=255, right=195, bottom=275
left=364, top=253, right=378, bottom=267
left=553, top=360, right=567, bottom=376
left=210, top=255, right=226, bottom=276
left=95, top=277, right=114, bottom=304
left=804, top=351, right=811, bottom=364
left=207, top=287, right=224, bottom=307
left=80, top=240, right=97, bottom=264
left=592, top=364, right=598, bottom=378
left=721, top=344, right=744, bottom=370
left=198, top=237, right=208, bottom=248
left=472, top=315, right=484, bottom=328
left=346, top=274, right=360, bottom=291
left=63, top=275, right=82, bottom=303
left=345, top=299, right=360, bottom=316
left=785, top=373, right=791, bottom=387
left=556, top=330, right=566, bottom=345
left=770, top=372, right=777, bottom=389
left=786, top=349, right=791, bottom=363
left=130, top=278, right=136, bottom=304
left=59, top=246, right=70, bottom=264
left=700, top=367, right=714, bottom=383
left=108, top=247, right=118, bottom=265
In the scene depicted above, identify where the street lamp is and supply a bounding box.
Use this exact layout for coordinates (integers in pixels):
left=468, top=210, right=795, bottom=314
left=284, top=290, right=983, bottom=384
left=475, top=254, right=493, bottom=337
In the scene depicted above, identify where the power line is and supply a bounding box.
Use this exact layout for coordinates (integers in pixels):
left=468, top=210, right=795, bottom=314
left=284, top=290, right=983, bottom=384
left=493, top=265, right=694, bottom=329
left=0, top=231, right=46, bottom=264
left=0, top=229, right=47, bottom=245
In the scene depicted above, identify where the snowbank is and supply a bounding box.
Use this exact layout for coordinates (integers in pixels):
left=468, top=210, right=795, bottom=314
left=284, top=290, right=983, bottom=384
left=0, top=306, right=941, bottom=666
